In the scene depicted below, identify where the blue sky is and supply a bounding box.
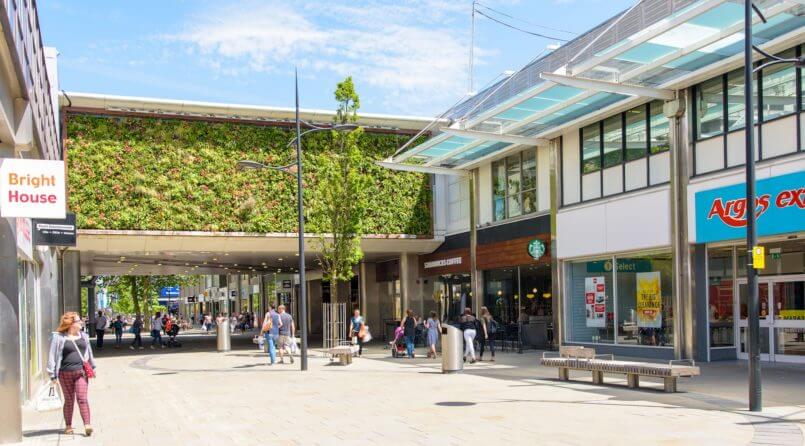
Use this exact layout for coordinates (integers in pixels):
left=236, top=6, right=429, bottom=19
left=40, top=0, right=634, bottom=117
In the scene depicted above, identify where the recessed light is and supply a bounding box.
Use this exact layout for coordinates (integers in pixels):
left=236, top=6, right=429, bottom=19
left=233, top=264, right=238, bottom=266
left=212, top=258, right=218, bottom=261
left=278, top=258, right=283, bottom=261
left=224, top=253, right=230, bottom=256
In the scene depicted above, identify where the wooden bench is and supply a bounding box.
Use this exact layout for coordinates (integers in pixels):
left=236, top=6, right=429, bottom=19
left=540, top=346, right=700, bottom=392
left=328, top=342, right=359, bottom=365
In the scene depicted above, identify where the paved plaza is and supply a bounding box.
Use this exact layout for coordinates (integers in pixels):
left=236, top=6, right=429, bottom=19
left=17, top=334, right=805, bottom=446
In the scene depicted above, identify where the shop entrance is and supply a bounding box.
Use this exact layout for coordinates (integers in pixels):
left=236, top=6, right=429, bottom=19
left=737, top=274, right=805, bottom=363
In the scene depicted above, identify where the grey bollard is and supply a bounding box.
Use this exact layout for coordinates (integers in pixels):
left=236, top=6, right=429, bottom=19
left=217, top=320, right=231, bottom=352
left=441, top=324, right=464, bottom=373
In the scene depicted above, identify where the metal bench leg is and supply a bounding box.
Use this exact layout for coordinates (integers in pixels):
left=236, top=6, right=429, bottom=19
left=592, top=370, right=604, bottom=385
left=663, top=377, right=677, bottom=393
left=558, top=368, right=569, bottom=381
left=627, top=374, right=640, bottom=389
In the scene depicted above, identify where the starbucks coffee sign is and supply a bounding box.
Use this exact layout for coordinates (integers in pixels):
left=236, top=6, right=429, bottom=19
left=527, top=239, right=546, bottom=260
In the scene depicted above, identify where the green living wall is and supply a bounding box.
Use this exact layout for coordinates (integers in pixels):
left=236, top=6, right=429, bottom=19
left=65, top=114, right=431, bottom=234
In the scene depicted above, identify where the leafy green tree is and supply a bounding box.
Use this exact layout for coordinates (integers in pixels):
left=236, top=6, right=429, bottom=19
left=98, top=275, right=198, bottom=327
left=310, top=77, right=371, bottom=303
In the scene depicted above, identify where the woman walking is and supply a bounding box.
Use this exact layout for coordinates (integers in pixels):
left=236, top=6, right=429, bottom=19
left=129, top=315, right=143, bottom=349
left=458, top=307, right=477, bottom=364
left=348, top=308, right=365, bottom=357
left=424, top=311, right=441, bottom=359
left=478, top=306, right=496, bottom=362
left=46, top=312, right=96, bottom=436
left=401, top=310, right=417, bottom=358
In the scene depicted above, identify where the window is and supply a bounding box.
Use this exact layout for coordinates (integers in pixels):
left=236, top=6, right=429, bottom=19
left=761, top=49, right=796, bottom=121
left=602, top=115, right=622, bottom=168
left=581, top=124, right=601, bottom=174
left=649, top=101, right=669, bottom=153
left=625, top=106, right=647, bottom=161
left=696, top=76, right=724, bottom=139
left=492, top=149, right=538, bottom=221
left=708, top=248, right=734, bottom=347
left=566, top=252, right=674, bottom=347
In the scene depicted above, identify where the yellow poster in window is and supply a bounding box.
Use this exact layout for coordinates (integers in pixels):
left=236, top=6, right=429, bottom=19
left=636, top=271, right=662, bottom=328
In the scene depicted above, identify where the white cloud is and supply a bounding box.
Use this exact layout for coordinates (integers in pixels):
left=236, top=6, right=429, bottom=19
left=165, top=0, right=488, bottom=114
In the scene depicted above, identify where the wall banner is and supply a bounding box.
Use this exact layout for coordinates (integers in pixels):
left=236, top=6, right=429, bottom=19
left=636, top=271, right=662, bottom=328
left=584, top=276, right=606, bottom=328
left=695, top=171, right=805, bottom=243
left=0, top=158, right=66, bottom=218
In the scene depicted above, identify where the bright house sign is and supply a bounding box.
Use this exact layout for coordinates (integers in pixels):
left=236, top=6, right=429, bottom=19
left=0, top=159, right=66, bottom=219
left=695, top=171, right=804, bottom=243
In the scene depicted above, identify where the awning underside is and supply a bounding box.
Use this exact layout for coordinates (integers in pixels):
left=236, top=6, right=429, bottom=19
left=384, top=0, right=804, bottom=173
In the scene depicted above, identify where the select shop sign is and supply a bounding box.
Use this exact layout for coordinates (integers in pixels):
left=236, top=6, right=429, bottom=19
left=695, top=171, right=804, bottom=243
left=0, top=159, right=66, bottom=219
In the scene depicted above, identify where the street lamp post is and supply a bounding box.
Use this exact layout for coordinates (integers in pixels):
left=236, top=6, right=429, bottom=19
left=743, top=0, right=804, bottom=412
left=238, top=68, right=356, bottom=371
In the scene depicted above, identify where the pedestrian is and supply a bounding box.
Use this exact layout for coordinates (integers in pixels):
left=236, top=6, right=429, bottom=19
left=401, top=309, right=417, bottom=359
left=459, top=307, right=477, bottom=364
left=204, top=313, right=212, bottom=334
left=150, top=312, right=164, bottom=349
left=425, top=311, right=441, bottom=359
left=348, top=308, right=365, bottom=357
left=46, top=312, right=96, bottom=437
left=478, top=306, right=497, bottom=362
left=111, top=315, right=126, bottom=349
left=261, top=305, right=277, bottom=365
left=230, top=313, right=238, bottom=334
left=130, top=315, right=143, bottom=349
left=277, top=305, right=295, bottom=364
left=94, top=311, right=108, bottom=350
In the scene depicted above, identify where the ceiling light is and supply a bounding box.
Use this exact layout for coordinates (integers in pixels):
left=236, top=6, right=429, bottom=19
left=212, top=258, right=218, bottom=261
left=224, top=253, right=230, bottom=256
left=278, top=258, right=283, bottom=261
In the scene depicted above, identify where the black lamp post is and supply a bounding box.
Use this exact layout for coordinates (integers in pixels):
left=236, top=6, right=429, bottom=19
left=743, top=0, right=804, bottom=412
left=238, top=68, right=356, bottom=371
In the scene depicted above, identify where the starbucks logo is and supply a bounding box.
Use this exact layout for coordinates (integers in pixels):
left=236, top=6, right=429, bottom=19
left=527, top=239, right=545, bottom=260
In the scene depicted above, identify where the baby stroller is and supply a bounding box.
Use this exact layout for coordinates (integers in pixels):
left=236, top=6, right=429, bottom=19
left=390, top=326, right=407, bottom=358
left=165, top=323, right=181, bottom=348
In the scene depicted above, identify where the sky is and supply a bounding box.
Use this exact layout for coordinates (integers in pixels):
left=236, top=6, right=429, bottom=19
left=39, top=0, right=635, bottom=117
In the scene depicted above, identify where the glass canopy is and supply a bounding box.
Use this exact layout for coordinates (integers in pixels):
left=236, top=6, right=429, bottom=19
left=386, top=0, right=805, bottom=172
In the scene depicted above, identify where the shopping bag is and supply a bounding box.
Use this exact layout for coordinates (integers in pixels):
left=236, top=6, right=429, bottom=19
left=36, top=382, right=63, bottom=412
left=362, top=326, right=372, bottom=343
left=290, top=337, right=299, bottom=354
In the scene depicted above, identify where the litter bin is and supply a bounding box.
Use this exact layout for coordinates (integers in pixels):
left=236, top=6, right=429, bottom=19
left=217, top=319, right=231, bottom=352
left=441, top=324, right=463, bottom=373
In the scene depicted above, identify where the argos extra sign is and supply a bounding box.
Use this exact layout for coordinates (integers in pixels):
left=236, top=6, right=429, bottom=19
left=695, top=171, right=804, bottom=243
left=0, top=158, right=66, bottom=218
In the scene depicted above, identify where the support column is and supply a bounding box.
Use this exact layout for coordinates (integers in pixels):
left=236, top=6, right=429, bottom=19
left=0, top=217, right=22, bottom=443
left=666, top=92, right=694, bottom=360
left=236, top=274, right=242, bottom=315
left=469, top=169, right=482, bottom=313
left=360, top=261, right=379, bottom=332
left=399, top=253, right=418, bottom=315
left=549, top=138, right=562, bottom=348
left=87, top=283, right=96, bottom=337
left=62, top=251, right=81, bottom=314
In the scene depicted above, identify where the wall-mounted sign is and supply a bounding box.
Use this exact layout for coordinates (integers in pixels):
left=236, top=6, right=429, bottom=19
left=527, top=239, right=546, bottom=260
left=0, top=159, right=66, bottom=218
left=282, top=280, right=292, bottom=289
left=587, top=259, right=652, bottom=273
left=160, top=286, right=180, bottom=298
left=187, top=296, right=197, bottom=303
left=636, top=271, right=662, bottom=328
left=16, top=217, right=32, bottom=260
left=424, top=257, right=462, bottom=269
left=32, top=212, right=76, bottom=246
left=584, top=276, right=606, bottom=328
left=695, top=171, right=804, bottom=243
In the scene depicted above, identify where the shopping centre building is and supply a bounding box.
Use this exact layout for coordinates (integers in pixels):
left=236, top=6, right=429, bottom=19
left=383, top=0, right=805, bottom=363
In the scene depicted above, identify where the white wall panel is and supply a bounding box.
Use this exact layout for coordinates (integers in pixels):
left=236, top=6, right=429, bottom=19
left=624, top=159, right=647, bottom=191
left=726, top=130, right=745, bottom=167
left=477, top=163, right=492, bottom=226
left=649, top=151, right=671, bottom=185
left=694, top=137, right=724, bottom=174
left=537, top=145, right=550, bottom=212
left=602, top=165, right=623, bottom=196
left=761, top=116, right=797, bottom=159
left=557, top=186, right=671, bottom=259
left=581, top=172, right=601, bottom=201
left=562, top=130, right=580, bottom=205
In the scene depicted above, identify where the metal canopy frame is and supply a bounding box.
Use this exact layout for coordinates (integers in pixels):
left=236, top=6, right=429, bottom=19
left=380, top=0, right=804, bottom=174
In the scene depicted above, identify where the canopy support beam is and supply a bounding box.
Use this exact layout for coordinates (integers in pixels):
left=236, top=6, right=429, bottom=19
left=540, top=73, right=675, bottom=100
left=438, top=127, right=549, bottom=146
left=376, top=161, right=469, bottom=177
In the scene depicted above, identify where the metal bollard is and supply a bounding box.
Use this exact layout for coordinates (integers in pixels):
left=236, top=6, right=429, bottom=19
left=217, top=320, right=231, bottom=352
left=441, top=325, right=464, bottom=373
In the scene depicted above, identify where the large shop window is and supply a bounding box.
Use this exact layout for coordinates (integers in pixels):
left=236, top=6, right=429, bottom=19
left=708, top=248, right=734, bottom=348
left=492, top=149, right=537, bottom=221
left=566, top=253, right=674, bottom=347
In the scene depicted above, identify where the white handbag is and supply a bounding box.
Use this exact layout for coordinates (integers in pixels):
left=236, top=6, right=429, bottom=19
left=36, top=382, right=63, bottom=412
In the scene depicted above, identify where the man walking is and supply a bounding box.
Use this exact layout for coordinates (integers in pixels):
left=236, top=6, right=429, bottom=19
left=262, top=304, right=281, bottom=365
left=277, top=305, right=295, bottom=364
left=151, top=311, right=164, bottom=349
left=95, top=311, right=108, bottom=350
